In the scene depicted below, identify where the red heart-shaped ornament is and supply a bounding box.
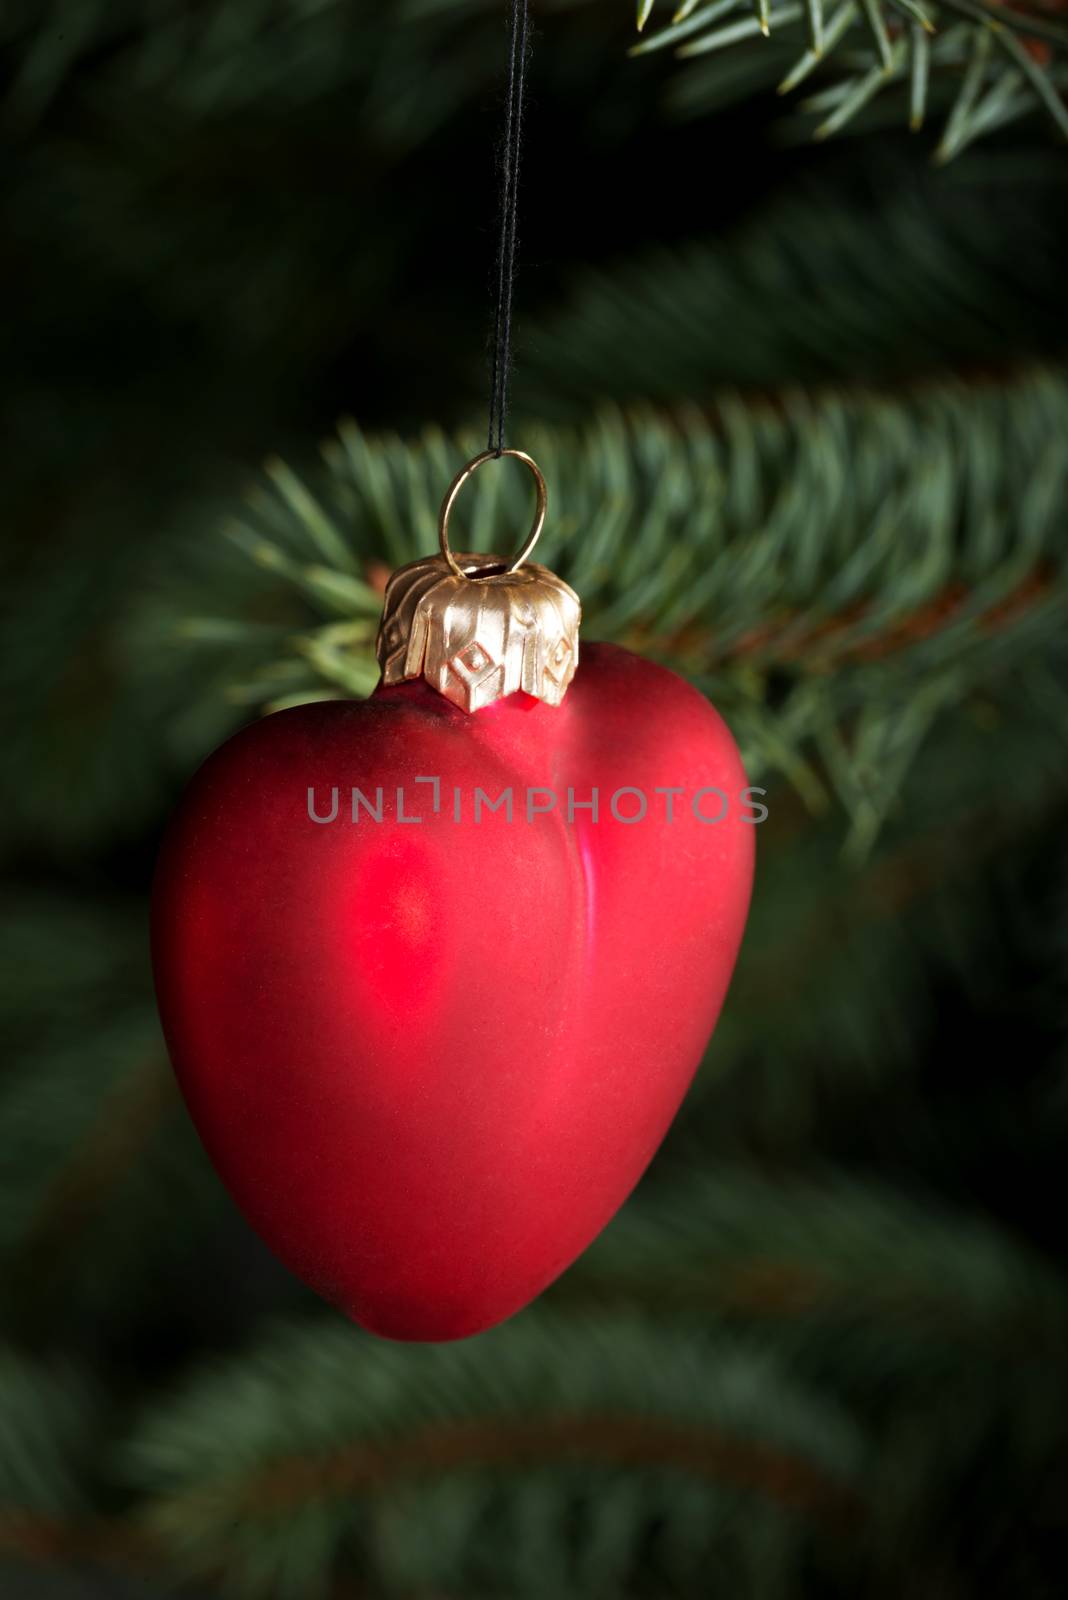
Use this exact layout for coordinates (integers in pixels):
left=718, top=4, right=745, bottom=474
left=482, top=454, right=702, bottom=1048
left=152, top=642, right=753, bottom=1340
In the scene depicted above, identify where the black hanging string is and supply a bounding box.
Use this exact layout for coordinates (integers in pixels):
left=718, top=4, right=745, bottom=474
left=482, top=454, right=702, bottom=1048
left=487, top=0, right=531, bottom=457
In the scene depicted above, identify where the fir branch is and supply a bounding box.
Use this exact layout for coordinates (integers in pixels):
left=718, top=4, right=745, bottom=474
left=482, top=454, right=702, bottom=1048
left=127, top=1313, right=863, bottom=1596
left=180, top=1414, right=859, bottom=1522
left=10, top=0, right=1062, bottom=157
left=570, top=1169, right=1068, bottom=1360
left=9, top=164, right=1066, bottom=862
left=520, top=167, right=1068, bottom=404
left=0, top=1387, right=856, bottom=1587
left=0, top=0, right=515, bottom=126
left=152, top=367, right=1068, bottom=843
left=689, top=563, right=1058, bottom=670
left=0, top=1348, right=98, bottom=1518
left=0, top=899, right=240, bottom=1341
left=12, top=1054, right=175, bottom=1290
left=633, top=0, right=1068, bottom=152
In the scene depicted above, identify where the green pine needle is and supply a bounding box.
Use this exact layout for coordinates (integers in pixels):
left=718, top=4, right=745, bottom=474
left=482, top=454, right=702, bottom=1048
left=992, top=25, right=1068, bottom=140
left=678, top=5, right=803, bottom=55
left=935, top=26, right=993, bottom=154
left=887, top=0, right=937, bottom=33
left=813, top=40, right=905, bottom=135
left=857, top=0, right=894, bottom=70
left=935, top=65, right=1030, bottom=157
left=804, top=0, right=826, bottom=55
left=629, top=0, right=741, bottom=55
left=779, top=1, right=857, bottom=92
left=910, top=21, right=931, bottom=126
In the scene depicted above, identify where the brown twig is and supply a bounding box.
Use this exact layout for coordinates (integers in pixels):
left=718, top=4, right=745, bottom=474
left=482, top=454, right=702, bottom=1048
left=0, top=1509, right=154, bottom=1571
left=222, top=1413, right=861, bottom=1526
left=16, top=1055, right=176, bottom=1289
left=627, top=564, right=1059, bottom=674
left=0, top=1414, right=860, bottom=1580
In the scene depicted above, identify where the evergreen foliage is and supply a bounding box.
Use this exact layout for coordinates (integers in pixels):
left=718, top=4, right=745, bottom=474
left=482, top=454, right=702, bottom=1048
left=632, top=0, right=1068, bottom=154
left=522, top=159, right=1068, bottom=403
left=134, top=365, right=1068, bottom=856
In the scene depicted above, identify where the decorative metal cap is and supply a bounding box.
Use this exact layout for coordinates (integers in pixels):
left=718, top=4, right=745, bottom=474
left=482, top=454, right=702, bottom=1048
left=375, top=450, right=581, bottom=714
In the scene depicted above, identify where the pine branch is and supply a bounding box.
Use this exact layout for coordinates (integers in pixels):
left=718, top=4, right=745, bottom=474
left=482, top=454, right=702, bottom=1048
left=6, top=127, right=1065, bottom=866
left=0, top=1016, right=213, bottom=1339
left=569, top=1168, right=1068, bottom=1359
left=521, top=159, right=1068, bottom=404
left=9, top=0, right=1064, bottom=158
left=0, top=900, right=246, bottom=1343
left=632, top=0, right=1068, bottom=152
left=0, top=1348, right=97, bottom=1516
left=694, top=736, right=1068, bottom=1131
left=145, top=367, right=1068, bottom=847
left=0, top=0, right=508, bottom=127
left=12, top=1052, right=174, bottom=1285
left=8, top=367, right=1066, bottom=862
left=125, top=1312, right=863, bottom=1596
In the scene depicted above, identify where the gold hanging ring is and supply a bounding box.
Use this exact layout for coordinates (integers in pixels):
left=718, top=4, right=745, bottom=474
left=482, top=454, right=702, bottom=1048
left=438, top=449, right=547, bottom=580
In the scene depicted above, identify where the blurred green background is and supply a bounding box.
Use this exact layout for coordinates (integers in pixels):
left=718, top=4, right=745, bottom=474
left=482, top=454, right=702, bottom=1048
left=3, top=1, right=1068, bottom=1596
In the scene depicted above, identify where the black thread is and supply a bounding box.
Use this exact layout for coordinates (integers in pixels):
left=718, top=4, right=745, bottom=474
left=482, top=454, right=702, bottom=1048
left=487, top=0, right=531, bottom=457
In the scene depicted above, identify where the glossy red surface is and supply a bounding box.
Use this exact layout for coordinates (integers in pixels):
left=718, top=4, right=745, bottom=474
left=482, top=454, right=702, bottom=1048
left=152, top=643, right=754, bottom=1340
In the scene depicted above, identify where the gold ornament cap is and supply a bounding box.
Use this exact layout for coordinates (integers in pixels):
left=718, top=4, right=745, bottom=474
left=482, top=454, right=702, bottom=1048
left=375, top=450, right=581, bottom=714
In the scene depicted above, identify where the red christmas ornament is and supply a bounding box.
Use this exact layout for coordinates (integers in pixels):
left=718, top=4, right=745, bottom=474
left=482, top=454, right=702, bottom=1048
left=152, top=452, right=754, bottom=1340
